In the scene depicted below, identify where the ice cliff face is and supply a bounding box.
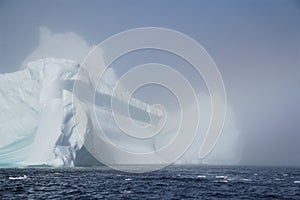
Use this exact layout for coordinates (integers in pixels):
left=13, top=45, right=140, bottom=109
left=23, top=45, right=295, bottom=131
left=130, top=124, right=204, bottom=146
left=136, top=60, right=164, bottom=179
left=0, top=61, right=41, bottom=166
left=0, top=59, right=78, bottom=166
left=0, top=58, right=161, bottom=167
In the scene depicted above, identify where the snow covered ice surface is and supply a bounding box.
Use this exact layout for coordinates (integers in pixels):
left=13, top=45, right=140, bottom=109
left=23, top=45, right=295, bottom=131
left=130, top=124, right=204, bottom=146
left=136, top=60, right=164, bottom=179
left=0, top=58, right=163, bottom=167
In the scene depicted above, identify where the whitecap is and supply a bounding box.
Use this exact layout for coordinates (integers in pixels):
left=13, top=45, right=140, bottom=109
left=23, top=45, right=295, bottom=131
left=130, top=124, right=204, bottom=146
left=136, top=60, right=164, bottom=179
left=125, top=178, right=132, bottom=181
left=120, top=190, right=132, bottom=194
left=215, top=175, right=227, bottom=179
left=197, top=175, right=206, bottom=179
left=214, top=180, right=228, bottom=183
left=242, top=178, right=251, bottom=182
left=294, top=181, right=300, bottom=184
left=9, top=175, right=28, bottom=180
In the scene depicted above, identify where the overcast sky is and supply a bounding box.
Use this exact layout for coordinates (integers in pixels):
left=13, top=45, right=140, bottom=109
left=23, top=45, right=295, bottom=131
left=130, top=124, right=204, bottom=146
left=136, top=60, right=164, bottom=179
left=0, top=0, right=299, bottom=165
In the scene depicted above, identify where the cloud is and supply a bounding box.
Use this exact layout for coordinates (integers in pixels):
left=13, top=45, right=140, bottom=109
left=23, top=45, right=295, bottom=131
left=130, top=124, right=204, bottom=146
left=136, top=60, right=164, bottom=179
left=22, top=27, right=93, bottom=68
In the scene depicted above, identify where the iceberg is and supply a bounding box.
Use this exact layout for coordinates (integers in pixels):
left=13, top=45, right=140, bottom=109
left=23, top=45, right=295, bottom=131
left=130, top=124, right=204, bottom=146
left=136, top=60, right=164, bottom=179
left=0, top=58, right=163, bottom=167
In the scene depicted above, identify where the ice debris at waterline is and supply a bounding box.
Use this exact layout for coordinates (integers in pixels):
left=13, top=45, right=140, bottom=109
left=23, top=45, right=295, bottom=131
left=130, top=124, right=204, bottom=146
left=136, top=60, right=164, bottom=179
left=0, top=58, right=164, bottom=167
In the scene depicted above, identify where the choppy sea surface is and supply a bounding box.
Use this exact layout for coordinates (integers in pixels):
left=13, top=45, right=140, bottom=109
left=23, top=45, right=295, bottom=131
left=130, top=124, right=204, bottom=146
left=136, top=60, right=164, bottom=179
left=1, top=166, right=300, bottom=199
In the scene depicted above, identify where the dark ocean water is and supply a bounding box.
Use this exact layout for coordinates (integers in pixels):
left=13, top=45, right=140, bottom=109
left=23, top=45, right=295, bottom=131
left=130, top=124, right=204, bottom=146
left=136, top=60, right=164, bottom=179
left=1, top=166, right=300, bottom=199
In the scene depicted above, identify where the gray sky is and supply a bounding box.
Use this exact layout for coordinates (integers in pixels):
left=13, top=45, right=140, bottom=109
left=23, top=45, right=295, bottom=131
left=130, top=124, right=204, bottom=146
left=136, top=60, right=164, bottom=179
left=0, top=0, right=300, bottom=165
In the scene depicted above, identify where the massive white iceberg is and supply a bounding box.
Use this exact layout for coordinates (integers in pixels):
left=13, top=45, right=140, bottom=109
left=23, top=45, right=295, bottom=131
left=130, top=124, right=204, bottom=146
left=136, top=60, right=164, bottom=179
left=0, top=58, right=240, bottom=167
left=0, top=58, right=164, bottom=167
